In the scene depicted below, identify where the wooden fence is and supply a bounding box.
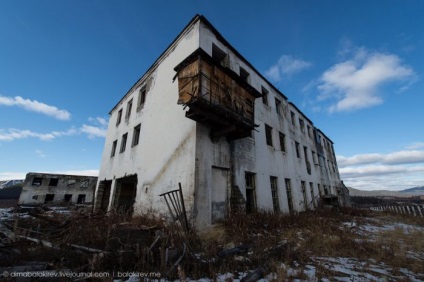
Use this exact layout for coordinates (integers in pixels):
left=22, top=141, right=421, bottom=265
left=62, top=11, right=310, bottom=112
left=370, top=205, right=424, bottom=217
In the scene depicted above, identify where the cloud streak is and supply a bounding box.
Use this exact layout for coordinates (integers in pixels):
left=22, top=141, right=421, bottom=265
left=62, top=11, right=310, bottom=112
left=316, top=48, right=415, bottom=113
left=0, top=95, right=71, bottom=120
left=0, top=128, right=77, bottom=141
left=266, top=55, right=312, bottom=81
left=337, top=145, right=424, bottom=190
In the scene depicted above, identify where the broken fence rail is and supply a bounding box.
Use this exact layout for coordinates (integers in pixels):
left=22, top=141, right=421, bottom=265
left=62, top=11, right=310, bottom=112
left=159, top=183, right=190, bottom=233
left=370, top=205, right=424, bottom=217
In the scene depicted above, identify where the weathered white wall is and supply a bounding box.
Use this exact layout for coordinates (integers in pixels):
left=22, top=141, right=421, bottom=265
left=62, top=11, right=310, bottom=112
left=18, top=173, right=97, bottom=205
left=96, top=16, right=344, bottom=228
left=95, top=21, right=201, bottom=218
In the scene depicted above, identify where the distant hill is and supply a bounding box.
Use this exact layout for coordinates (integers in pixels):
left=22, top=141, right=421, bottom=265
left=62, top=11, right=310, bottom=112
left=0, top=179, right=23, bottom=189
left=400, top=186, right=424, bottom=193
left=0, top=184, right=22, bottom=199
left=348, top=186, right=424, bottom=197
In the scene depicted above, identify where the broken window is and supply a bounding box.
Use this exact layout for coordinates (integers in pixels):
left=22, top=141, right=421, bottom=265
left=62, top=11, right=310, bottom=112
left=116, top=109, right=122, bottom=126
left=265, top=124, right=273, bottom=147
left=80, top=179, right=89, bottom=188
left=275, top=98, right=281, bottom=114
left=132, top=124, right=141, bottom=147
left=67, top=179, right=76, bottom=187
left=64, top=194, right=72, bottom=202
left=299, top=119, right=305, bottom=133
left=285, top=178, right=294, bottom=212
left=125, top=99, right=133, bottom=121
left=270, top=176, right=280, bottom=213
left=45, top=194, right=54, bottom=203
left=279, top=132, right=286, bottom=152
left=239, top=67, right=250, bottom=83
left=137, top=87, right=147, bottom=110
left=32, top=195, right=38, bottom=200
left=307, top=125, right=312, bottom=138
left=304, top=146, right=311, bottom=174
left=290, top=111, right=296, bottom=126
left=49, top=178, right=59, bottom=187
left=111, top=140, right=117, bottom=157
left=261, top=87, right=269, bottom=106
left=295, top=142, right=300, bottom=158
left=77, top=194, right=86, bottom=204
left=245, top=172, right=256, bottom=213
left=120, top=133, right=128, bottom=153
left=212, top=44, right=228, bottom=66
left=32, top=177, right=43, bottom=186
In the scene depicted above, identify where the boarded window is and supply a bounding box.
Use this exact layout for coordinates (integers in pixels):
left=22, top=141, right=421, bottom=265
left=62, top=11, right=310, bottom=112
left=32, top=177, right=43, bottom=186
left=67, top=180, right=76, bottom=187
left=80, top=179, right=89, bottom=188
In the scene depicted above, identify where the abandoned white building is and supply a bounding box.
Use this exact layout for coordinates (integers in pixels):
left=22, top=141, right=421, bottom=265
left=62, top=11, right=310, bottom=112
left=18, top=173, right=97, bottom=205
left=94, top=14, right=349, bottom=227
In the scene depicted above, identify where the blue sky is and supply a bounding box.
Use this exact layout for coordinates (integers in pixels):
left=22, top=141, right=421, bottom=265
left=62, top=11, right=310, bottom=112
left=1, top=0, right=423, bottom=190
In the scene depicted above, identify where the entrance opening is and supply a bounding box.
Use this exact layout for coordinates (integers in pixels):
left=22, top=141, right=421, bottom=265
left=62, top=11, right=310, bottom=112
left=64, top=194, right=72, bottom=202
left=44, top=194, right=54, bottom=203
left=115, top=175, right=137, bottom=214
left=77, top=194, right=86, bottom=204
left=97, top=180, right=112, bottom=211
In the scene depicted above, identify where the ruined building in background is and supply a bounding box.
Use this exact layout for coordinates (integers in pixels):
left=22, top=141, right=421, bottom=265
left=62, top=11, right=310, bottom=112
left=19, top=173, right=97, bottom=205
left=94, top=14, right=349, bottom=227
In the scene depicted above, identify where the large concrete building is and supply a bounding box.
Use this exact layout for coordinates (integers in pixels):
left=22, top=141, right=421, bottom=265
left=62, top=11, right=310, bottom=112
left=19, top=173, right=97, bottom=205
left=94, top=15, right=348, bottom=227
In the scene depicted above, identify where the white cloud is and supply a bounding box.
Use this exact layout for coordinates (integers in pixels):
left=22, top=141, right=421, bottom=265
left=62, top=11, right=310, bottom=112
left=265, top=55, right=312, bottom=81
left=317, top=48, right=415, bottom=113
left=406, top=142, right=424, bottom=150
left=0, top=95, right=71, bottom=120
left=80, top=116, right=108, bottom=139
left=81, top=124, right=107, bottom=139
left=0, top=128, right=77, bottom=141
left=337, top=146, right=424, bottom=190
left=337, top=150, right=424, bottom=167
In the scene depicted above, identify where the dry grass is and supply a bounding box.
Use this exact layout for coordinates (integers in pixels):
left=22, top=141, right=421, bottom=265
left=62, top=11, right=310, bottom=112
left=3, top=207, right=424, bottom=280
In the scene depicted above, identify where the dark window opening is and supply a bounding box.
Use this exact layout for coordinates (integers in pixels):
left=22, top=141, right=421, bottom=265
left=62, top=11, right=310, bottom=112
left=270, top=176, right=280, bottom=213
left=132, top=124, right=141, bottom=147
left=279, top=132, right=286, bottom=152
left=265, top=124, right=273, bottom=147
left=111, top=140, right=117, bottom=157
left=291, top=111, right=296, bottom=126
left=77, top=194, right=86, bottom=204
left=116, top=109, right=122, bottom=125
left=275, top=98, right=281, bottom=114
left=245, top=172, right=256, bottom=213
left=120, top=133, right=128, bottom=153
left=125, top=99, right=133, bottom=120
left=262, top=87, right=269, bottom=106
left=64, top=194, right=72, bottom=202
left=32, top=177, right=43, bottom=186
left=45, top=194, right=54, bottom=203
left=212, top=44, right=228, bottom=66
left=137, top=87, right=147, bottom=110
left=239, top=67, right=250, bottom=83
left=32, top=195, right=38, bottom=200
left=285, top=178, right=294, bottom=212
left=295, top=142, right=300, bottom=158
left=49, top=178, right=59, bottom=187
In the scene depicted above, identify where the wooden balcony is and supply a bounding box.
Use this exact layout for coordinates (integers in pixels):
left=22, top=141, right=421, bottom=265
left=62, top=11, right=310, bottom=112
left=174, top=49, right=261, bottom=140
